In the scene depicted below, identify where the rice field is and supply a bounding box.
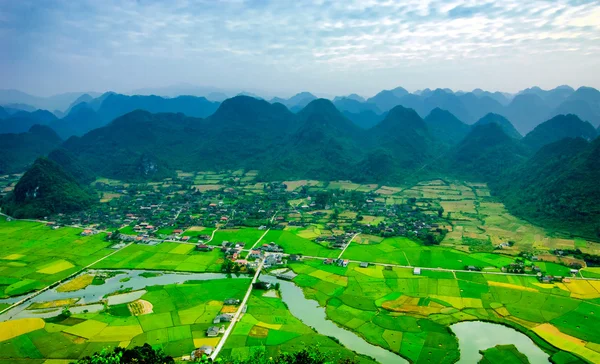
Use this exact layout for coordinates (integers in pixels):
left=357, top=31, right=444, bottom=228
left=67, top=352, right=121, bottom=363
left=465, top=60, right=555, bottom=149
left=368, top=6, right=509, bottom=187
left=286, top=259, right=600, bottom=363
left=0, top=218, right=113, bottom=298
left=0, top=279, right=249, bottom=361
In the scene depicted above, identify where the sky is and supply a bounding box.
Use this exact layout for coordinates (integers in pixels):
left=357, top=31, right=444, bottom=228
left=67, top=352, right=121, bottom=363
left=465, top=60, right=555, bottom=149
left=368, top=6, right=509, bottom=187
left=1, top=0, right=600, bottom=98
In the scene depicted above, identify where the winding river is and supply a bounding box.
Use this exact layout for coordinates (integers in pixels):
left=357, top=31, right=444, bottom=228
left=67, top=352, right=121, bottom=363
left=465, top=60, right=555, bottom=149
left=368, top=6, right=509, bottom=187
left=1, top=269, right=551, bottom=364
left=450, top=321, right=550, bottom=363
left=261, top=275, right=407, bottom=364
left=0, top=270, right=235, bottom=321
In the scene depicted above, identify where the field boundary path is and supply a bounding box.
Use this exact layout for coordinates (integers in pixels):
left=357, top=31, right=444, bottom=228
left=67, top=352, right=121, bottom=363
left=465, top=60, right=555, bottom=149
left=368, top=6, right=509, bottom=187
left=296, top=254, right=600, bottom=281
left=0, top=242, right=133, bottom=317
left=210, top=259, right=264, bottom=360
left=338, top=233, right=360, bottom=259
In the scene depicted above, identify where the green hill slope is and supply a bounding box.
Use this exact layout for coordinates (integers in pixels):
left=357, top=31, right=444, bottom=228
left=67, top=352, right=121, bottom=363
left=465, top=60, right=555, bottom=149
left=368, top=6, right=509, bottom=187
left=2, top=157, right=97, bottom=218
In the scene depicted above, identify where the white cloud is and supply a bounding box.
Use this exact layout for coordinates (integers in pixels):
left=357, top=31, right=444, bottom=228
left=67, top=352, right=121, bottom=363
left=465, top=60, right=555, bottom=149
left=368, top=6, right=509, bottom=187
left=1, top=0, right=599, bottom=95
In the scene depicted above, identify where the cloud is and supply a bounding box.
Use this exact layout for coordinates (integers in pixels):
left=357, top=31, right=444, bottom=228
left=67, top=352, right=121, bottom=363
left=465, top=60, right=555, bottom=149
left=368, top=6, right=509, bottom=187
left=0, top=0, right=599, bottom=95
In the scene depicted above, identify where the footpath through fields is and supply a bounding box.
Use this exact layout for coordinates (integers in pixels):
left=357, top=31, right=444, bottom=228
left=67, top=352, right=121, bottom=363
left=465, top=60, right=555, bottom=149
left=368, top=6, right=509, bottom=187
left=210, top=259, right=265, bottom=360
left=337, top=233, right=360, bottom=259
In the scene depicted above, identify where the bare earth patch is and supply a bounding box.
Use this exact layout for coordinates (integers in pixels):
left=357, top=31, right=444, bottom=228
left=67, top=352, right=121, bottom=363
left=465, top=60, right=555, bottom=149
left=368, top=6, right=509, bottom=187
left=128, top=299, right=153, bottom=315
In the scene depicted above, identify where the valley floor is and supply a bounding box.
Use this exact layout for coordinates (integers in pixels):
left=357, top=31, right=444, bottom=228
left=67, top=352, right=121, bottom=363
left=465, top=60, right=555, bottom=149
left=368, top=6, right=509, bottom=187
left=0, top=172, right=598, bottom=363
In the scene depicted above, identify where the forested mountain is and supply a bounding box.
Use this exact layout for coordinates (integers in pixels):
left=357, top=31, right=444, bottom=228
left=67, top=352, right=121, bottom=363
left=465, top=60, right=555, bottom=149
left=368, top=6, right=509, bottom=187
left=0, top=125, right=62, bottom=174
left=493, top=137, right=600, bottom=237
left=423, top=108, right=470, bottom=145
left=369, top=105, right=436, bottom=168
left=47, top=148, right=96, bottom=185
left=522, top=114, right=598, bottom=151
left=58, top=97, right=441, bottom=183
left=0, top=109, right=58, bottom=134
left=473, top=113, right=522, bottom=139
left=448, top=123, right=529, bottom=181
left=62, top=110, right=198, bottom=181
left=341, top=110, right=384, bottom=129
left=1, top=89, right=599, bottom=236
left=1, top=157, right=96, bottom=218
left=51, top=93, right=220, bottom=138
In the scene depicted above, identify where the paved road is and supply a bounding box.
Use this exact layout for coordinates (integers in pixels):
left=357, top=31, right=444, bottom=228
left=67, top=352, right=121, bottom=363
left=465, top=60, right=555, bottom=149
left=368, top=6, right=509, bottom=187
left=337, top=233, right=360, bottom=259
left=210, top=259, right=264, bottom=360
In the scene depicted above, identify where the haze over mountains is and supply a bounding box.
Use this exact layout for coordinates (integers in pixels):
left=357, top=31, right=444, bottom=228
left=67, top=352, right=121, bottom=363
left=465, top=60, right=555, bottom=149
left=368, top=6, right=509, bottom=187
left=1, top=85, right=599, bottom=140
left=1, top=84, right=600, bottom=237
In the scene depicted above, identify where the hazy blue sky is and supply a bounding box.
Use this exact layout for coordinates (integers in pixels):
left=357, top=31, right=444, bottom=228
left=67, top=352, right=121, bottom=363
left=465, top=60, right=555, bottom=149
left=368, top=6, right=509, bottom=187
left=1, top=0, right=599, bottom=97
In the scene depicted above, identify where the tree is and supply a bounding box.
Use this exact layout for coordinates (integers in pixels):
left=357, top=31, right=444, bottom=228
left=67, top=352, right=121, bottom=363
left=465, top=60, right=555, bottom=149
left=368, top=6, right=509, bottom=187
left=75, top=344, right=174, bottom=364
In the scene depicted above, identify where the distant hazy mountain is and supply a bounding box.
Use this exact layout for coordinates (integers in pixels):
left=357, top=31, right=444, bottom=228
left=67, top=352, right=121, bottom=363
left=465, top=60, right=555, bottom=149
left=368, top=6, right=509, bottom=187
left=473, top=113, right=522, bottom=139
left=270, top=92, right=317, bottom=112
left=522, top=114, right=598, bottom=151
left=64, top=93, right=94, bottom=115
left=0, top=109, right=58, bottom=134
left=471, top=88, right=511, bottom=105
left=424, top=108, right=470, bottom=145
left=518, top=85, right=574, bottom=109
left=366, top=87, right=409, bottom=112
left=0, top=125, right=62, bottom=174
left=0, top=106, right=8, bottom=119
left=49, top=105, right=103, bottom=139
left=458, top=93, right=504, bottom=122
left=550, top=86, right=600, bottom=127
left=423, top=89, right=472, bottom=123
left=2, top=103, right=37, bottom=113
left=494, top=136, right=600, bottom=237
left=333, top=94, right=365, bottom=103
left=1, top=157, right=96, bottom=218
left=54, top=93, right=220, bottom=138
left=504, top=93, right=551, bottom=134
left=0, top=89, right=101, bottom=112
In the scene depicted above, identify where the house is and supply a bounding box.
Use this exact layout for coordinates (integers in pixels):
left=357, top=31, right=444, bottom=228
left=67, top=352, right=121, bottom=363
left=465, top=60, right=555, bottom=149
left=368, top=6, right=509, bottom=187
left=81, top=229, right=93, bottom=236
left=196, top=244, right=211, bottom=252
left=289, top=254, right=302, bottom=262
left=337, top=259, right=349, bottom=267
left=570, top=269, right=579, bottom=275
left=466, top=266, right=478, bottom=271
left=174, top=229, right=183, bottom=234
left=360, top=262, right=369, bottom=268
left=206, top=326, right=221, bottom=337
left=213, top=314, right=233, bottom=324
left=248, top=249, right=262, bottom=259
left=182, top=236, right=191, bottom=242
left=224, top=298, right=241, bottom=305
left=323, top=258, right=333, bottom=265
left=191, top=345, right=214, bottom=360
left=413, top=268, right=421, bottom=275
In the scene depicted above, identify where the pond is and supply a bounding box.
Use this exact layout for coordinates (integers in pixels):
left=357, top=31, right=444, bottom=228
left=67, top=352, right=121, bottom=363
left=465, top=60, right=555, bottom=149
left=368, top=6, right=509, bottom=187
left=450, top=321, right=550, bottom=363
left=261, top=275, right=407, bottom=364
left=0, top=270, right=235, bottom=321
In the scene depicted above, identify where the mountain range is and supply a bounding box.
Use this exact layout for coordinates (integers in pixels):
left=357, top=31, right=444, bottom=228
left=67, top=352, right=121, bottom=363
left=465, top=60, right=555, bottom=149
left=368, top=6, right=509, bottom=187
left=1, top=88, right=600, bottom=237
